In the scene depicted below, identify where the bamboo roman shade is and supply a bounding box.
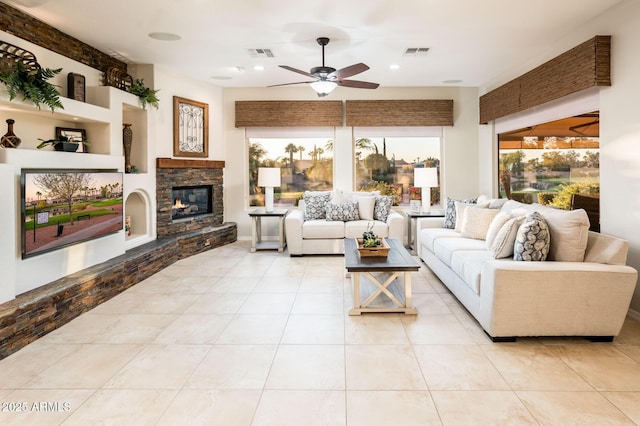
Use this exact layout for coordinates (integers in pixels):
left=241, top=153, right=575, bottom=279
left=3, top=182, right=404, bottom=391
left=235, top=100, right=343, bottom=127
left=479, top=35, right=611, bottom=124
left=345, top=100, right=454, bottom=127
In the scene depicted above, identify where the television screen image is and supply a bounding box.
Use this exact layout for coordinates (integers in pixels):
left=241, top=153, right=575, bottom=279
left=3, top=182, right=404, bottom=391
left=21, top=169, right=124, bottom=258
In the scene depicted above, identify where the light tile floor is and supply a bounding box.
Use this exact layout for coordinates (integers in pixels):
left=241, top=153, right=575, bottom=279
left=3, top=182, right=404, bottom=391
left=1, top=240, right=640, bottom=425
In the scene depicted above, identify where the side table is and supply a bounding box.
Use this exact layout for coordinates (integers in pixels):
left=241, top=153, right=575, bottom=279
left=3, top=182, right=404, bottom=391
left=248, top=208, right=289, bottom=253
left=406, top=211, right=445, bottom=254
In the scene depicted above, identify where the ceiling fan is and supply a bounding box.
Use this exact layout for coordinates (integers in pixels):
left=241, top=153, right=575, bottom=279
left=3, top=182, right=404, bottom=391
left=270, top=37, right=380, bottom=97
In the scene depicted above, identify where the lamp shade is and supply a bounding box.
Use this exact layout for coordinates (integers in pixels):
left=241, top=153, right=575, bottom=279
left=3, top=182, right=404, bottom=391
left=414, top=167, right=438, bottom=188
left=258, top=167, right=281, bottom=187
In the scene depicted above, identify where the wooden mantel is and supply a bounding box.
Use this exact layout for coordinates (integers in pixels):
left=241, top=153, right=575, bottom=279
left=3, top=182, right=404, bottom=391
left=156, top=158, right=225, bottom=169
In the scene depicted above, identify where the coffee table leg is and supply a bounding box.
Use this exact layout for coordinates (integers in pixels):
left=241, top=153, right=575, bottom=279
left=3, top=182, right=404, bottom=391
left=349, top=272, right=362, bottom=315
left=404, top=271, right=416, bottom=313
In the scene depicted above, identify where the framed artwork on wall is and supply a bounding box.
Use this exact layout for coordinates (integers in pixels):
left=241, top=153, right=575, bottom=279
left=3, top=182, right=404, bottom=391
left=173, top=96, right=209, bottom=158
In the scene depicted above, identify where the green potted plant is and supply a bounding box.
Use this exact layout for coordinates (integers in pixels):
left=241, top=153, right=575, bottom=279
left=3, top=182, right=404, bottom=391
left=0, top=61, right=64, bottom=112
left=37, top=134, right=89, bottom=152
left=126, top=78, right=160, bottom=110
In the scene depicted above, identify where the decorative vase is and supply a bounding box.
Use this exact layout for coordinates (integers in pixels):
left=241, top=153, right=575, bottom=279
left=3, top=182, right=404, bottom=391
left=122, top=123, right=133, bottom=173
left=1, top=119, right=22, bottom=148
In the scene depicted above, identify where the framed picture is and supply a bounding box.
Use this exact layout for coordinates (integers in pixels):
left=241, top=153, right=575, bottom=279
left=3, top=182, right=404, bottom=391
left=410, top=200, right=421, bottom=213
left=56, top=127, right=88, bottom=152
left=173, top=96, right=209, bottom=158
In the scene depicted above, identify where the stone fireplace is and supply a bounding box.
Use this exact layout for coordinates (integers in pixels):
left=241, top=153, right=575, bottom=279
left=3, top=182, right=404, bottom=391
left=156, top=158, right=229, bottom=237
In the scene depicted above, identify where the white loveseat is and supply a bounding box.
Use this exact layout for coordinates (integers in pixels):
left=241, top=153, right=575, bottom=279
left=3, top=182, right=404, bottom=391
left=285, top=190, right=404, bottom=256
left=417, top=198, right=638, bottom=341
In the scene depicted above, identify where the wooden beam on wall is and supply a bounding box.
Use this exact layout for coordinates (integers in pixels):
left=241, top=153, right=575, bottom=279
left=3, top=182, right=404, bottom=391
left=479, top=35, right=611, bottom=124
left=345, top=100, right=454, bottom=127
left=235, top=100, right=343, bottom=127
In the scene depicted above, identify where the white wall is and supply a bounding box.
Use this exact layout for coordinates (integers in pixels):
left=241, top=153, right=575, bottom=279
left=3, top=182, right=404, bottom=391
left=222, top=86, right=480, bottom=240
left=477, top=0, right=640, bottom=313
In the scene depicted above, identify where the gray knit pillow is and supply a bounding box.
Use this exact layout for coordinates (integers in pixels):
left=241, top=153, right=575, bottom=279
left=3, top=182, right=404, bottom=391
left=303, top=192, right=331, bottom=220
left=325, top=201, right=360, bottom=221
left=373, top=196, right=394, bottom=221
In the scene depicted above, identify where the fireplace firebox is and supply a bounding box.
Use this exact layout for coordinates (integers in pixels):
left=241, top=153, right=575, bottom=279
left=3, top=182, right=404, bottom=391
left=172, top=185, right=213, bottom=221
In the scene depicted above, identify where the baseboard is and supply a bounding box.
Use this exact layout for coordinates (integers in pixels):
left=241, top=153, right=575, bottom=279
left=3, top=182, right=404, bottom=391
left=628, top=308, right=640, bottom=322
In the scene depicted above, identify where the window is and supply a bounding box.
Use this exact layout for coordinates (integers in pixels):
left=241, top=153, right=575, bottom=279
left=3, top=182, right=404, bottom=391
left=498, top=113, right=599, bottom=207
left=354, top=136, right=441, bottom=206
left=248, top=136, right=333, bottom=207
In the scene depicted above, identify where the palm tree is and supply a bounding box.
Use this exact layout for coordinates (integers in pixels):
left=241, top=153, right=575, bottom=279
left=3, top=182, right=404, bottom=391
left=284, top=143, right=298, bottom=171
left=297, top=145, right=305, bottom=160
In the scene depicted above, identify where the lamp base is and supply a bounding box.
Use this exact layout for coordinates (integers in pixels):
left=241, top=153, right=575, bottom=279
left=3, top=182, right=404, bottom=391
left=265, top=186, right=274, bottom=212
left=422, top=188, right=431, bottom=214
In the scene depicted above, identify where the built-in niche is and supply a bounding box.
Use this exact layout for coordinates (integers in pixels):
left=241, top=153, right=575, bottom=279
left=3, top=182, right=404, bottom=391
left=124, top=189, right=151, bottom=244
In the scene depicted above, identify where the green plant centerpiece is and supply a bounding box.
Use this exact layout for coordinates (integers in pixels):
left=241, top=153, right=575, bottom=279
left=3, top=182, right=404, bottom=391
left=126, top=78, right=159, bottom=110
left=37, top=134, right=89, bottom=152
left=361, top=223, right=381, bottom=247
left=0, top=61, right=63, bottom=112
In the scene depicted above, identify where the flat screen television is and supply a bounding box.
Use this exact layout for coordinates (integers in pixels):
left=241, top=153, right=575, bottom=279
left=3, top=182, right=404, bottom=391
left=21, top=169, right=124, bottom=258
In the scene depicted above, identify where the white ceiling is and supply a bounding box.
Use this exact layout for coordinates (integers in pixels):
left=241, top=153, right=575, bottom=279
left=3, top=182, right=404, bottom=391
left=5, top=0, right=624, bottom=90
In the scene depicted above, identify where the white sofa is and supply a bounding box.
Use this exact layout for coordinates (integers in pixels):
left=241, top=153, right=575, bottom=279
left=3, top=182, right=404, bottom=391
left=285, top=190, right=404, bottom=256
left=417, top=198, right=638, bottom=341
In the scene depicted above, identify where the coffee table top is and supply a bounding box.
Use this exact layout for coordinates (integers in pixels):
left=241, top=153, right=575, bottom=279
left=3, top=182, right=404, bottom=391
left=344, top=238, right=421, bottom=272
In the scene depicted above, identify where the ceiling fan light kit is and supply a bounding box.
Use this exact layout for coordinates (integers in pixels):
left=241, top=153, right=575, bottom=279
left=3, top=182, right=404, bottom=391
left=272, top=37, right=379, bottom=97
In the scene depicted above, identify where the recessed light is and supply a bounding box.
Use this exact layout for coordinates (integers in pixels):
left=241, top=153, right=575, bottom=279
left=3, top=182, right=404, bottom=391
left=442, top=79, right=463, bottom=84
left=148, top=32, right=181, bottom=41
left=389, top=64, right=400, bottom=70
left=234, top=66, right=245, bottom=72
left=254, top=65, right=265, bottom=71
left=211, top=76, right=232, bottom=80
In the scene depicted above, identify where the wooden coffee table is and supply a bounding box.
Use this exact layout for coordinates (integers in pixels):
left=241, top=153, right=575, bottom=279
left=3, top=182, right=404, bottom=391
left=344, top=238, right=420, bottom=315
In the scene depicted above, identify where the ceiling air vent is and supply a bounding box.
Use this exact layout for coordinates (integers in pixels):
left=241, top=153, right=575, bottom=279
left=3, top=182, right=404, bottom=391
left=404, top=47, right=430, bottom=56
left=248, top=48, right=275, bottom=58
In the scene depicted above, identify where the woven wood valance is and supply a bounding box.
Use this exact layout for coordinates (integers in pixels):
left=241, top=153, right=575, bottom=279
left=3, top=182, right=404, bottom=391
left=345, top=100, right=454, bottom=127
left=235, top=101, right=343, bottom=127
left=480, top=35, right=611, bottom=124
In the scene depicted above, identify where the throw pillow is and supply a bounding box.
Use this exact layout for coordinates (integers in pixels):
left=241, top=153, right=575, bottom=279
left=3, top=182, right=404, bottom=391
left=485, top=211, right=511, bottom=248
left=491, top=216, right=526, bottom=259
left=325, top=201, right=360, bottom=221
left=444, top=197, right=476, bottom=229
left=303, top=191, right=331, bottom=220
left=353, top=195, right=376, bottom=220
left=514, top=211, right=550, bottom=261
left=461, top=207, right=500, bottom=240
left=373, top=196, right=394, bottom=221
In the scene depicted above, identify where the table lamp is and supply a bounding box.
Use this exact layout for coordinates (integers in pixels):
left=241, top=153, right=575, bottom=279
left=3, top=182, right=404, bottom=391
left=258, top=167, right=281, bottom=212
left=414, top=168, right=438, bottom=213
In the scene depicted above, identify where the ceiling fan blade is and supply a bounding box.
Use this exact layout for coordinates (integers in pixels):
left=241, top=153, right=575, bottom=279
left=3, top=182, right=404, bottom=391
left=331, top=63, right=369, bottom=79
left=279, top=65, right=314, bottom=78
left=268, top=81, right=316, bottom=87
left=337, top=79, right=380, bottom=89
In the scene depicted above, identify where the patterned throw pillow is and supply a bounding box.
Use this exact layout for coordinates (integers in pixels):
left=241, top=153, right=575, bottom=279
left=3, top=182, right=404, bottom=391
left=373, top=196, right=394, bottom=221
left=303, top=191, right=331, bottom=220
left=325, top=202, right=360, bottom=221
left=514, top=211, right=551, bottom=261
left=444, top=197, right=476, bottom=229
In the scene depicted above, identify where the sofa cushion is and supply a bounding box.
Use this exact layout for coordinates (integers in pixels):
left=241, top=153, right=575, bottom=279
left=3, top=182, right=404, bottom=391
left=345, top=220, right=389, bottom=238
left=500, top=200, right=589, bottom=262
left=374, top=196, right=394, bottom=221
left=461, top=207, right=500, bottom=240
left=302, top=219, right=345, bottom=239
left=325, top=201, right=359, bottom=221
left=419, top=228, right=461, bottom=252
left=491, top=216, right=525, bottom=259
left=450, top=250, right=495, bottom=295
left=444, top=197, right=476, bottom=229
left=514, top=212, right=550, bottom=261
left=303, top=191, right=332, bottom=220
left=433, top=237, right=488, bottom=265
left=353, top=195, right=376, bottom=220
left=485, top=211, right=511, bottom=248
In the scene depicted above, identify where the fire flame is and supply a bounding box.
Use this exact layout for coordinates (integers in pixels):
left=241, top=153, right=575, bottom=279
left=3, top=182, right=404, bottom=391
left=173, top=199, right=188, bottom=209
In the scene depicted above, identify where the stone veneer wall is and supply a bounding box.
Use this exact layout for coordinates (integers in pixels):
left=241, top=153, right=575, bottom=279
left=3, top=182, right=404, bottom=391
left=156, top=158, right=225, bottom=237
left=0, top=223, right=237, bottom=360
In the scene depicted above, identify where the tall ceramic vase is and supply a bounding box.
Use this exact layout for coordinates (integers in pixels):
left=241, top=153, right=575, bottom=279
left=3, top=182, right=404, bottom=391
left=122, top=123, right=133, bottom=173
left=1, top=119, right=21, bottom=148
